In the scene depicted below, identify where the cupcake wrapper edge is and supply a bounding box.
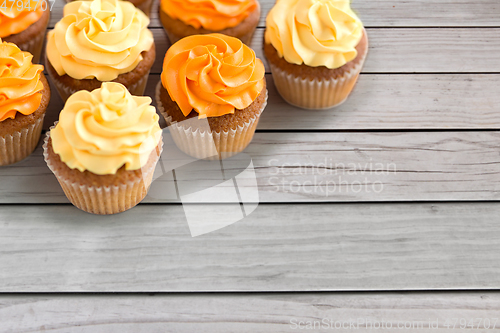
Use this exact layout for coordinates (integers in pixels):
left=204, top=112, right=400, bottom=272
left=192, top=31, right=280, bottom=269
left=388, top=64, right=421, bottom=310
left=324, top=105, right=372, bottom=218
left=0, top=114, right=44, bottom=166
left=269, top=32, right=369, bottom=110
left=43, top=125, right=163, bottom=215
left=156, top=81, right=267, bottom=160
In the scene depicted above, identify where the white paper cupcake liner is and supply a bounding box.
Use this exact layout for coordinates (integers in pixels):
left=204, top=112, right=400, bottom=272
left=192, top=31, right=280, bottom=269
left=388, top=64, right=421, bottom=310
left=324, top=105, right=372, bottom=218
left=156, top=81, right=267, bottom=160
left=43, top=125, right=163, bottom=215
left=50, top=69, right=151, bottom=102
left=0, top=114, right=45, bottom=166
left=269, top=32, right=369, bottom=110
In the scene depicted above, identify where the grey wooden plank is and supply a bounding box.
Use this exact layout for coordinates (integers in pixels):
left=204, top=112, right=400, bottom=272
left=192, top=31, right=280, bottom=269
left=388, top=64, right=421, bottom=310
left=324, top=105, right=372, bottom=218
left=41, top=27, right=500, bottom=75
left=43, top=73, right=500, bottom=131
left=0, top=203, right=500, bottom=292
left=1, top=131, right=499, bottom=204
left=3, top=292, right=500, bottom=332
left=49, top=0, right=500, bottom=28
left=152, top=28, right=500, bottom=74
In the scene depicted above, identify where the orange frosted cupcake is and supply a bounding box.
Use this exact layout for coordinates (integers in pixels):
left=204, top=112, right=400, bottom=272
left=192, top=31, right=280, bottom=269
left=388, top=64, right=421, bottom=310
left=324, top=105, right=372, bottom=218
left=43, top=82, right=162, bottom=215
left=46, top=0, right=155, bottom=101
left=0, top=0, right=50, bottom=63
left=156, top=34, right=267, bottom=160
left=0, top=41, right=50, bottom=166
left=159, top=0, right=260, bottom=45
left=264, top=0, right=368, bottom=109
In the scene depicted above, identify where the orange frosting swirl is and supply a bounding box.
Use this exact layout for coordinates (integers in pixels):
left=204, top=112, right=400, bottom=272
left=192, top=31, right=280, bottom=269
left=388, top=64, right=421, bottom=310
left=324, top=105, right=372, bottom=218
left=160, top=0, right=258, bottom=31
left=161, top=34, right=265, bottom=118
left=0, top=40, right=43, bottom=121
left=0, top=2, right=43, bottom=38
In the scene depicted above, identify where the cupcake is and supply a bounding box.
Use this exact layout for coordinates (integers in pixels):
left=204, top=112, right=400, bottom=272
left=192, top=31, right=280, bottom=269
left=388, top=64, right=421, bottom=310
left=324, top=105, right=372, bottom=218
left=159, top=0, right=260, bottom=45
left=156, top=34, right=267, bottom=160
left=46, top=0, right=155, bottom=101
left=43, top=82, right=162, bottom=215
left=0, top=41, right=50, bottom=166
left=66, top=0, right=154, bottom=17
left=264, top=0, right=368, bottom=109
left=0, top=0, right=50, bottom=63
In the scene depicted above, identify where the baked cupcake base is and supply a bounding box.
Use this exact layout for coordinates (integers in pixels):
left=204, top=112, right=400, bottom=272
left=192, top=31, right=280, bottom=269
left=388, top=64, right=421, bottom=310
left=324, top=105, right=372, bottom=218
left=156, top=81, right=267, bottom=160
left=3, top=9, right=50, bottom=64
left=264, top=28, right=369, bottom=110
left=0, top=74, right=50, bottom=166
left=43, top=129, right=163, bottom=215
left=159, top=2, right=260, bottom=45
left=46, top=43, right=155, bottom=101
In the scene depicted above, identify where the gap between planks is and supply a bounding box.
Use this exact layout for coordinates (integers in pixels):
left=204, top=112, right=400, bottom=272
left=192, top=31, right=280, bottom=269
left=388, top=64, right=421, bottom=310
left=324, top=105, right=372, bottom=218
left=1, top=203, right=500, bottom=292
left=1, top=131, right=499, bottom=204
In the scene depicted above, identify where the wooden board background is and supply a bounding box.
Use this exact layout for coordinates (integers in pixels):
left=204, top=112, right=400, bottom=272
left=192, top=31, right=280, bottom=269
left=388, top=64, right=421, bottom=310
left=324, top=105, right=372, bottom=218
left=1, top=0, right=500, bottom=330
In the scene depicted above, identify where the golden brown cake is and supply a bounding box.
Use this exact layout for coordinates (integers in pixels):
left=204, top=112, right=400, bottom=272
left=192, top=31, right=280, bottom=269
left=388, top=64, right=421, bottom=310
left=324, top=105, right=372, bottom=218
left=46, top=0, right=155, bottom=101
left=156, top=34, right=267, bottom=160
left=159, top=0, right=260, bottom=45
left=0, top=42, right=50, bottom=166
left=43, top=82, right=163, bottom=215
left=46, top=44, right=156, bottom=101
left=264, top=0, right=368, bottom=109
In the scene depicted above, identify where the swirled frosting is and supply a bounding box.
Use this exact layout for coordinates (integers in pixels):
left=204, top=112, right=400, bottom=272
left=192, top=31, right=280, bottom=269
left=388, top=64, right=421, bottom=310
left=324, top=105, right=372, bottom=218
left=0, top=41, right=44, bottom=122
left=161, top=34, right=265, bottom=118
left=0, top=2, right=43, bottom=38
left=46, top=0, right=154, bottom=81
left=265, top=0, right=364, bottom=69
left=160, top=0, right=258, bottom=31
left=51, top=82, right=162, bottom=175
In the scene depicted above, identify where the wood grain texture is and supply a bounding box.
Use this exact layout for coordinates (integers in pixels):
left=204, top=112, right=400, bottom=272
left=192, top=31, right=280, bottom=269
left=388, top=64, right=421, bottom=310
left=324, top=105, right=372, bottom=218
left=43, top=74, right=500, bottom=131
left=2, top=131, right=499, bottom=204
left=44, top=20, right=500, bottom=74
left=49, top=0, right=500, bottom=28
left=1, top=203, right=500, bottom=292
left=2, top=292, right=500, bottom=332
left=132, top=28, right=500, bottom=74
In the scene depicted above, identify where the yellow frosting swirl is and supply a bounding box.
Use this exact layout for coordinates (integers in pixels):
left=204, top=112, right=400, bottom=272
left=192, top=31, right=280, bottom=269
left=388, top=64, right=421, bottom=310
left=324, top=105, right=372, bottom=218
left=0, top=40, right=44, bottom=122
left=160, top=0, right=258, bottom=31
left=51, top=82, right=162, bottom=175
left=265, top=0, right=363, bottom=69
left=46, top=0, right=154, bottom=81
left=161, top=34, right=265, bottom=118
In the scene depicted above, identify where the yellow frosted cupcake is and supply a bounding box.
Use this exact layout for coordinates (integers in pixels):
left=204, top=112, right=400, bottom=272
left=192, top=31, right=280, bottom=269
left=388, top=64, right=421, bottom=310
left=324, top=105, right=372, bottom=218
left=159, top=0, right=260, bottom=45
left=43, top=82, right=162, bottom=215
left=0, top=41, right=50, bottom=166
left=156, top=34, right=267, bottom=160
left=264, top=0, right=368, bottom=109
left=0, top=0, right=50, bottom=63
left=46, top=0, right=155, bottom=101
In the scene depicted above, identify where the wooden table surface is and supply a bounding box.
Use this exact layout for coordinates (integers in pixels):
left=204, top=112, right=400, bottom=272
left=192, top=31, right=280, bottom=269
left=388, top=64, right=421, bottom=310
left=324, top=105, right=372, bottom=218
left=1, top=0, right=500, bottom=331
